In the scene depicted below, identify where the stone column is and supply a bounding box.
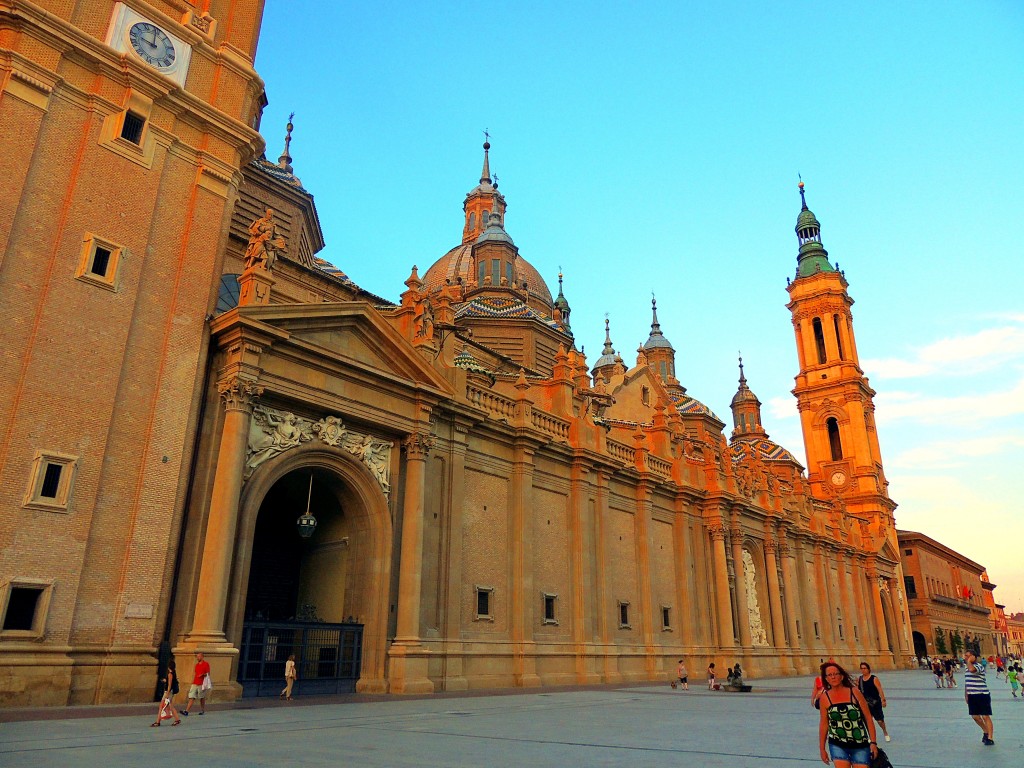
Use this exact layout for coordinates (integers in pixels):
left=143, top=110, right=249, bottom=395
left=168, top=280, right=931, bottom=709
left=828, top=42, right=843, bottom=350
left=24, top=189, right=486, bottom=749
left=709, top=524, right=735, bottom=648
left=440, top=422, right=471, bottom=691
left=730, top=521, right=753, bottom=647
left=672, top=496, right=695, bottom=649
left=569, top=459, right=600, bottom=684
left=779, top=536, right=803, bottom=658
left=389, top=430, right=435, bottom=693
left=594, top=470, right=615, bottom=682
left=763, top=538, right=786, bottom=649
left=850, top=556, right=871, bottom=650
left=835, top=549, right=857, bottom=652
left=509, top=439, right=540, bottom=687
left=866, top=568, right=891, bottom=654
left=188, top=377, right=263, bottom=643
left=814, top=543, right=835, bottom=648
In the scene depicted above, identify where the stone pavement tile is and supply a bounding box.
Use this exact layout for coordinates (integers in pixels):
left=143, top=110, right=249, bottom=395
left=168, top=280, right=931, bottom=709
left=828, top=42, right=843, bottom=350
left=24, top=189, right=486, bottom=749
left=0, top=671, right=1020, bottom=767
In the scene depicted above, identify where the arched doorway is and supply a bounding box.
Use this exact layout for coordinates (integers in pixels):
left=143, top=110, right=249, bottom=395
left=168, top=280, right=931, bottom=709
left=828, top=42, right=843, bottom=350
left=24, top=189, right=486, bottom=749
left=225, top=447, right=393, bottom=696
left=912, top=631, right=927, bottom=662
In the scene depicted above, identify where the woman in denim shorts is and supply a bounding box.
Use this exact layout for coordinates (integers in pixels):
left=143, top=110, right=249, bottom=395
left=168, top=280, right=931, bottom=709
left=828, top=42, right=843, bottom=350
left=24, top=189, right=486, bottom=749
left=817, top=661, right=878, bottom=768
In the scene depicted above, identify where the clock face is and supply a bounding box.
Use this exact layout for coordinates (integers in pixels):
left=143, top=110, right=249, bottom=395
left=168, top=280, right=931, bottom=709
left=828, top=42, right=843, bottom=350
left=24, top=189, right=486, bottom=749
left=831, top=471, right=847, bottom=486
left=129, top=22, right=176, bottom=68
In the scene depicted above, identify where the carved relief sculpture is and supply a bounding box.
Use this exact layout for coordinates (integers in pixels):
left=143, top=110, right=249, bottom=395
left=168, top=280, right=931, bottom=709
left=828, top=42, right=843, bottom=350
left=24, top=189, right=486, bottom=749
left=742, top=549, right=770, bottom=646
left=247, top=408, right=314, bottom=471
left=245, top=407, right=393, bottom=495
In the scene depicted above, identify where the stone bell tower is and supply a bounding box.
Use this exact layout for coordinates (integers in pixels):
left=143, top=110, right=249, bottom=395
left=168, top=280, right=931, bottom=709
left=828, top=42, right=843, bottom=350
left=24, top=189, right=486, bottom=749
left=786, top=181, right=912, bottom=662
left=0, top=1, right=268, bottom=705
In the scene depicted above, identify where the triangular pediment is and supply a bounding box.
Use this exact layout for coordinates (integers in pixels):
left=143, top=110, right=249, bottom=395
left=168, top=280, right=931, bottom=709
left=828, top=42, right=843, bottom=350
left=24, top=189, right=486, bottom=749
left=877, top=537, right=900, bottom=565
left=234, top=302, right=454, bottom=397
left=603, top=365, right=671, bottom=421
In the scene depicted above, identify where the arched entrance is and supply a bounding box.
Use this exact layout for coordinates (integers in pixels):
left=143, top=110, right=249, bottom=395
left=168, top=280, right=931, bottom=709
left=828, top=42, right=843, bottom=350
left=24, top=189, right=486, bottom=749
left=913, top=631, right=927, bottom=662
left=225, top=447, right=393, bottom=696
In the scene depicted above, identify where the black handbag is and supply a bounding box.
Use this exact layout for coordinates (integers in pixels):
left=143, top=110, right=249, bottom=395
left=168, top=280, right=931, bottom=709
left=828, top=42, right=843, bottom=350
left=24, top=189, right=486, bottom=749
left=871, top=746, right=893, bottom=768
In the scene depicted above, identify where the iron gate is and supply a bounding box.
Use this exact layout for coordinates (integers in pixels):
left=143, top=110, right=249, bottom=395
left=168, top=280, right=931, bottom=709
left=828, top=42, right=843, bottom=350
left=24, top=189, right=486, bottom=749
left=238, top=620, right=363, bottom=697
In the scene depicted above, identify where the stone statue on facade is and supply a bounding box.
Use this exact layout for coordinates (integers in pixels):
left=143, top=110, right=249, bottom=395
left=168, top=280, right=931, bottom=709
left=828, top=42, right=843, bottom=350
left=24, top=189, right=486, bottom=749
left=244, top=208, right=287, bottom=271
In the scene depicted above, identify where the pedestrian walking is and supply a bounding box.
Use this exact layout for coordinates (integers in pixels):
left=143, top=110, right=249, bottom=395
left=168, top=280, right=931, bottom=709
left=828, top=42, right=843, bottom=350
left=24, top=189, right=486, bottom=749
left=963, top=649, right=994, bottom=745
left=707, top=662, right=716, bottom=690
left=856, top=662, right=890, bottom=742
left=151, top=657, right=180, bottom=727
left=280, top=654, right=297, bottom=700
left=675, top=660, right=689, bottom=690
left=931, top=659, right=944, bottom=688
left=817, top=661, right=878, bottom=768
left=1007, top=663, right=1020, bottom=698
left=944, top=657, right=956, bottom=688
left=181, top=651, right=211, bottom=716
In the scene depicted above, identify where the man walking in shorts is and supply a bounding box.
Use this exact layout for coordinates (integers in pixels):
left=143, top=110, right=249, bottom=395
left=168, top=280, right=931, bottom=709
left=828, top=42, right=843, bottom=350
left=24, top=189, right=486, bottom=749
left=181, top=651, right=211, bottom=716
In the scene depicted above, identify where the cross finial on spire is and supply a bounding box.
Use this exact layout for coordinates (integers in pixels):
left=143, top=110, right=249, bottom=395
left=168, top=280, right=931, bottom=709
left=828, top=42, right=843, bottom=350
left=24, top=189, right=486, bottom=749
left=798, top=173, right=808, bottom=211
left=738, top=352, right=747, bottom=386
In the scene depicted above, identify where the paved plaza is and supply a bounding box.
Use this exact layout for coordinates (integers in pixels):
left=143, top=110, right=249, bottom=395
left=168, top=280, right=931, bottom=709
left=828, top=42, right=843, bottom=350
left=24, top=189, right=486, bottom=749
left=1, top=670, right=1020, bottom=767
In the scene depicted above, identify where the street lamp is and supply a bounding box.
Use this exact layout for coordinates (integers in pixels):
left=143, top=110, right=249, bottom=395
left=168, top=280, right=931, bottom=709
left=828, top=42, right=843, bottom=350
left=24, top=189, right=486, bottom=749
left=296, top=473, right=317, bottom=538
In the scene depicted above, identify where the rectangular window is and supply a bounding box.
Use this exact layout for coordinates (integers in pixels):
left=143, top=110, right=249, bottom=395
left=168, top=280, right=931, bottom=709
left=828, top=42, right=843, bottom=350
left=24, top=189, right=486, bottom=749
left=90, top=246, right=112, bottom=277
left=0, top=580, right=53, bottom=638
left=814, top=621, right=820, bottom=640
left=120, top=111, right=145, bottom=144
left=542, top=593, right=556, bottom=624
left=490, top=259, right=500, bottom=284
left=474, top=586, right=494, bottom=621
left=904, top=549, right=913, bottom=556
left=796, top=619, right=802, bottom=640
left=23, top=451, right=77, bottom=512
left=39, top=463, right=63, bottom=499
left=904, top=575, right=917, bottom=598
left=661, top=606, right=671, bottom=631
left=76, top=233, right=123, bottom=290
left=618, top=601, right=630, bottom=629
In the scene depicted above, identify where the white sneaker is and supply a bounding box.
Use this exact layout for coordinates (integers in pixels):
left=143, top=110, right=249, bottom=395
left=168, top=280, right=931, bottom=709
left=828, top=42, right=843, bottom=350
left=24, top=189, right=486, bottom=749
left=884, top=734, right=891, bottom=742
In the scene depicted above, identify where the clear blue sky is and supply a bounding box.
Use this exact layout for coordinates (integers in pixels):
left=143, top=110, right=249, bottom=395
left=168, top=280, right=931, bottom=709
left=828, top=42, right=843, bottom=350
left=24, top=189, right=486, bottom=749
left=254, top=2, right=1024, bottom=612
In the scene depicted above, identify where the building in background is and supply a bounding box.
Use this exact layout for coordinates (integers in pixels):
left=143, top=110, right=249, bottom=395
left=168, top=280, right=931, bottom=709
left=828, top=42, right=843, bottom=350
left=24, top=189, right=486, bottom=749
left=1007, top=613, right=1024, bottom=657
left=898, top=530, right=993, bottom=659
left=980, top=571, right=1008, bottom=658
left=1, top=1, right=916, bottom=705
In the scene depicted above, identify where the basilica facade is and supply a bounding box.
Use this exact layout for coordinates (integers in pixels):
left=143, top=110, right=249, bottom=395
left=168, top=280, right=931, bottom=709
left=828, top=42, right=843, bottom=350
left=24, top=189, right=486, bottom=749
left=0, top=1, right=912, bottom=706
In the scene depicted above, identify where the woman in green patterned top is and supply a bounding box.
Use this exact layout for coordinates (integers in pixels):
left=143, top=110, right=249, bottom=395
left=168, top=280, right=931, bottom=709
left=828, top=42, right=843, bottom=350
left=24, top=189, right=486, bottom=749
left=818, top=662, right=878, bottom=768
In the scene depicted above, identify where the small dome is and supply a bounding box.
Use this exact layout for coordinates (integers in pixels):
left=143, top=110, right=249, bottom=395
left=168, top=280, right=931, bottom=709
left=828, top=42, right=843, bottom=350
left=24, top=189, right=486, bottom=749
left=476, top=212, right=515, bottom=245
left=796, top=207, right=819, bottom=232
left=422, top=245, right=553, bottom=305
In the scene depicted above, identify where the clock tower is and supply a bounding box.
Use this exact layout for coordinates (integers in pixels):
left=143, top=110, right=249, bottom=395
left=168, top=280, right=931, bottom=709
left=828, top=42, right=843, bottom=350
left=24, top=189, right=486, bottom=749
left=785, top=182, right=895, bottom=526
left=786, top=182, right=912, bottom=662
left=0, top=1, right=266, bottom=704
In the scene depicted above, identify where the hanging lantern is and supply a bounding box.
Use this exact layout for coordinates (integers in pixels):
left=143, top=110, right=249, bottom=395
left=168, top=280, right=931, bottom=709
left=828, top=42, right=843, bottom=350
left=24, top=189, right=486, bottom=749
left=296, top=473, right=317, bottom=538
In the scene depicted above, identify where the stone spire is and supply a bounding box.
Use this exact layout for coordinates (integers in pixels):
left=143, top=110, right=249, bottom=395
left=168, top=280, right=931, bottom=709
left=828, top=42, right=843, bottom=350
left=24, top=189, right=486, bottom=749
left=278, top=113, right=295, bottom=174
left=592, top=317, right=624, bottom=383
left=553, top=270, right=572, bottom=332
left=463, top=134, right=507, bottom=243
left=730, top=354, right=766, bottom=438
left=480, top=134, right=491, bottom=184
left=642, top=295, right=676, bottom=385
left=794, top=179, right=834, bottom=279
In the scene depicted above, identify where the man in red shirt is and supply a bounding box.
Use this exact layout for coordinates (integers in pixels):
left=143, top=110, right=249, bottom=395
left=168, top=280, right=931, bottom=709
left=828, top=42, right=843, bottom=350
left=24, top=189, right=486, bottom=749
left=181, top=652, right=211, bottom=716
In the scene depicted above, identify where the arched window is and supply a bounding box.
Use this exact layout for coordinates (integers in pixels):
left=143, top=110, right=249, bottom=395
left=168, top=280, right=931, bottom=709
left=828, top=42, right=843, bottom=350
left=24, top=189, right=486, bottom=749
left=812, top=318, right=827, bottom=364
left=833, top=314, right=845, bottom=360
left=826, top=417, right=843, bottom=460
left=468, top=212, right=476, bottom=231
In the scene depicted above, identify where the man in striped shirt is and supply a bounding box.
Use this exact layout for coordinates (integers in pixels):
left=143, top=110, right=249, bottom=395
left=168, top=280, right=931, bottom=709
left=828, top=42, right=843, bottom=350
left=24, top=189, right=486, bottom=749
left=964, top=650, right=994, bottom=746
